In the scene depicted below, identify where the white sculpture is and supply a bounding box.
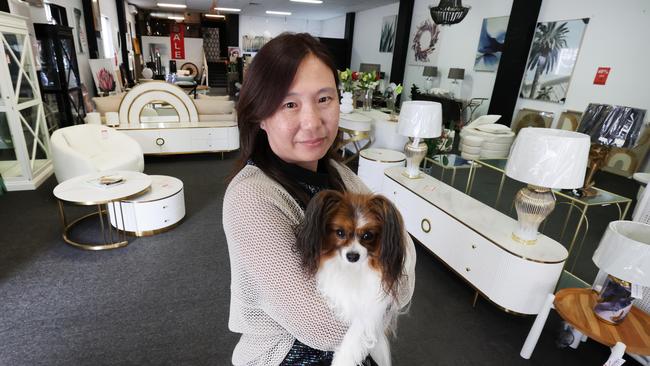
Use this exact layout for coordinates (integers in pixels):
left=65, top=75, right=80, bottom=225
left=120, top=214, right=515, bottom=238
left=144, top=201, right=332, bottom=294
left=340, top=91, right=354, bottom=114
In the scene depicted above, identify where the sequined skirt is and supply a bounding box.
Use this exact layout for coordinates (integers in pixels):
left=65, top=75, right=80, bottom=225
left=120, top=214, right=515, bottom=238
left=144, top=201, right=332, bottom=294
left=280, top=339, right=376, bottom=366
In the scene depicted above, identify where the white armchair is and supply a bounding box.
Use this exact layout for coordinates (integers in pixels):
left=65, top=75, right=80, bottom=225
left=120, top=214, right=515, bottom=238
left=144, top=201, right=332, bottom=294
left=50, top=124, right=144, bottom=183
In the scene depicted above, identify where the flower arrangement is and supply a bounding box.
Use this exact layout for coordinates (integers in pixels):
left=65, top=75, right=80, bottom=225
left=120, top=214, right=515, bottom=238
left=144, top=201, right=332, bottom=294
left=338, top=68, right=355, bottom=92
left=358, top=70, right=379, bottom=91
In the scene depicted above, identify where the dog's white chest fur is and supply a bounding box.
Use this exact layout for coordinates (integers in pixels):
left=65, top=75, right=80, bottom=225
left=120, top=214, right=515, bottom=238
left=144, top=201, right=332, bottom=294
left=316, top=259, right=392, bottom=366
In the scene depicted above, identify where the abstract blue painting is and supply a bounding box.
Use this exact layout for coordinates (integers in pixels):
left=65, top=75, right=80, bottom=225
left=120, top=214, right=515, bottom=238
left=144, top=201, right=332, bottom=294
left=474, top=16, right=509, bottom=72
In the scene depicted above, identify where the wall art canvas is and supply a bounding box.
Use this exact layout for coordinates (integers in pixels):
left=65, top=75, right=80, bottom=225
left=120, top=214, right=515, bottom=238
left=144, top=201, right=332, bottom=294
left=89, top=58, right=122, bottom=95
left=242, top=34, right=271, bottom=53
left=379, top=15, right=397, bottom=53
left=474, top=16, right=508, bottom=72
left=520, top=18, right=589, bottom=103
left=408, top=19, right=440, bottom=65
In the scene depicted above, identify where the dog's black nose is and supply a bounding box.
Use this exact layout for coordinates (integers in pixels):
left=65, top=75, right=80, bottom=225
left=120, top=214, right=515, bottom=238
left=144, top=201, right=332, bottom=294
left=346, top=252, right=360, bottom=263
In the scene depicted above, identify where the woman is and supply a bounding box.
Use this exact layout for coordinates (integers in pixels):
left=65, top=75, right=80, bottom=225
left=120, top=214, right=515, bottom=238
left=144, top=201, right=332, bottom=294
left=223, top=33, right=416, bottom=366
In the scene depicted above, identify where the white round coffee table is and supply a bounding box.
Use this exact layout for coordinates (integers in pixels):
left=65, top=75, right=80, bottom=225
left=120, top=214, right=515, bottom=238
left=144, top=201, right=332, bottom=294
left=53, top=171, right=152, bottom=250
left=108, top=175, right=185, bottom=236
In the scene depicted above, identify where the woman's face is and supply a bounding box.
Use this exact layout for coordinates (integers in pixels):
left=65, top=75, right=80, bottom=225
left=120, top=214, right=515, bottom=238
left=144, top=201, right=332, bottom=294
left=260, top=54, right=339, bottom=171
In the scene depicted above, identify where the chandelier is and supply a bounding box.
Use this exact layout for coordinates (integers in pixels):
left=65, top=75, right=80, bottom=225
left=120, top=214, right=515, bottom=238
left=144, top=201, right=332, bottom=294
left=430, top=0, right=470, bottom=25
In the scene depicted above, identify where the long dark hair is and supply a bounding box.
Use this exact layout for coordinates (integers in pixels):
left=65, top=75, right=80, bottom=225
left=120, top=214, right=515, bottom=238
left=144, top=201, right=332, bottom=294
left=228, top=32, right=345, bottom=207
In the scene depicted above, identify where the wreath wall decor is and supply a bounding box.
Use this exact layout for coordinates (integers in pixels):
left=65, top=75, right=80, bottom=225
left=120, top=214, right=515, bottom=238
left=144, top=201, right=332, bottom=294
left=412, top=20, right=440, bottom=62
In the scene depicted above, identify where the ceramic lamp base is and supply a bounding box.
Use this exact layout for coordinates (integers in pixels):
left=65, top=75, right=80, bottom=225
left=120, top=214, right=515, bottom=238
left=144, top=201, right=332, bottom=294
left=403, top=140, right=427, bottom=179
left=512, top=185, right=555, bottom=245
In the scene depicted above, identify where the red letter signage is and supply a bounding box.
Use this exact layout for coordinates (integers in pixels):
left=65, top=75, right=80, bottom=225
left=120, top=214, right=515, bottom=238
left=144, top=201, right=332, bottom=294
left=593, top=67, right=610, bottom=85
left=170, top=23, right=185, bottom=60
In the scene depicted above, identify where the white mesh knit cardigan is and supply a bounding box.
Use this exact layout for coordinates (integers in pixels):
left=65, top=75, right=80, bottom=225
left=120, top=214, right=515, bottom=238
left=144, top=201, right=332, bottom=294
left=223, top=161, right=416, bottom=366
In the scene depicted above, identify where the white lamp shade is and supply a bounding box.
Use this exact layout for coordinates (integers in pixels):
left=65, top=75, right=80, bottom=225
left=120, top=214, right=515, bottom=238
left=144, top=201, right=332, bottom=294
left=505, top=128, right=590, bottom=189
left=397, top=101, right=443, bottom=138
left=593, top=220, right=650, bottom=287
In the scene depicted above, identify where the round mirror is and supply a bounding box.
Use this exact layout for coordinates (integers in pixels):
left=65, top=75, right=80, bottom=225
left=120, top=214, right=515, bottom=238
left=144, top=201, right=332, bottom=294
left=139, top=100, right=180, bottom=123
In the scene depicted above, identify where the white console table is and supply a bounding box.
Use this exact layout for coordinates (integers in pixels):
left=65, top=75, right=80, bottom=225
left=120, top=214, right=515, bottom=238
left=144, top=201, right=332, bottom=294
left=382, top=167, right=568, bottom=315
left=117, top=121, right=239, bottom=155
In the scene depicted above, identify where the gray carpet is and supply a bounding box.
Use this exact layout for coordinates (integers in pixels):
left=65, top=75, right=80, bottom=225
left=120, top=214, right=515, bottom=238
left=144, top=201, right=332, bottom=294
left=0, top=153, right=641, bottom=365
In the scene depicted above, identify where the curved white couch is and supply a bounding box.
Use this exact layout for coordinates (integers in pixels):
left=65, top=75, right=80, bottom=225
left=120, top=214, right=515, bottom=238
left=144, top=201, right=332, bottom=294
left=51, top=124, right=144, bottom=182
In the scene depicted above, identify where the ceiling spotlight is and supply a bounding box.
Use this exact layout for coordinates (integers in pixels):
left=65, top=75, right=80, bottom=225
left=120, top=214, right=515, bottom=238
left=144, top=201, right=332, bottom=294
left=215, top=7, right=241, bottom=12
left=157, top=3, right=187, bottom=8
left=205, top=14, right=226, bottom=18
left=290, top=0, right=323, bottom=3
left=266, top=10, right=292, bottom=16
left=167, top=16, right=185, bottom=20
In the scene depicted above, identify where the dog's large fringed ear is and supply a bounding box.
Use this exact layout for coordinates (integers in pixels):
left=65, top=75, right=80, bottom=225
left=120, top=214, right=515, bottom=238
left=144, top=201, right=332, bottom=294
left=295, top=190, right=344, bottom=276
left=370, top=194, right=406, bottom=298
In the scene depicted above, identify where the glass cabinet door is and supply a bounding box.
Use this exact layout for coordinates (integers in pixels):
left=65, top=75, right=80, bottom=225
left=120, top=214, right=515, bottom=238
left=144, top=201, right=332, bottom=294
left=0, top=28, right=51, bottom=182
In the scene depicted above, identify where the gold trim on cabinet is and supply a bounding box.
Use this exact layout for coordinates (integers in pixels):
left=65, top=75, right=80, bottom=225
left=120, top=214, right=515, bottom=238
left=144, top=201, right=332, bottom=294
left=116, top=218, right=185, bottom=237
left=118, top=187, right=183, bottom=203
left=55, top=186, right=152, bottom=206
left=385, top=174, right=566, bottom=265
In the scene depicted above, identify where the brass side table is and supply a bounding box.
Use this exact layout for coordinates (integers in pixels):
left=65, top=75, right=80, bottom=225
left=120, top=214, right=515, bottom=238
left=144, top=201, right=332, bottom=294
left=53, top=171, right=152, bottom=250
left=422, top=154, right=476, bottom=188
left=338, top=112, right=373, bottom=164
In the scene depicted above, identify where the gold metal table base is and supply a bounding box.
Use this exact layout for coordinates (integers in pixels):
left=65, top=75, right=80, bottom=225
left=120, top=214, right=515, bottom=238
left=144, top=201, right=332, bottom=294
left=337, top=127, right=371, bottom=164
left=57, top=200, right=130, bottom=251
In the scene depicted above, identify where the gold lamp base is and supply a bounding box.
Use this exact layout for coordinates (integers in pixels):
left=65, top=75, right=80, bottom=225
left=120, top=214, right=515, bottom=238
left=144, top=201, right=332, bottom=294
left=403, top=139, right=428, bottom=179
left=512, top=185, right=556, bottom=245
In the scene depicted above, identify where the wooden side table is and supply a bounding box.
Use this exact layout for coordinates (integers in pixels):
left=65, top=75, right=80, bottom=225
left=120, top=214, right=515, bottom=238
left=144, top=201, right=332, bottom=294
left=521, top=288, right=650, bottom=362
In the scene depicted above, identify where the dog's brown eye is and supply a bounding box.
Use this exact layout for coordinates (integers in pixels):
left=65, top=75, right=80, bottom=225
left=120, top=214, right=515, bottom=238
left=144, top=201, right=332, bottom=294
left=336, top=229, right=346, bottom=239
left=361, top=232, right=374, bottom=241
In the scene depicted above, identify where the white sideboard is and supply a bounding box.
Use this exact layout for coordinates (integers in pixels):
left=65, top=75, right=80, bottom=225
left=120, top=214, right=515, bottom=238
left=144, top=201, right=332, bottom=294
left=117, top=121, right=239, bottom=154
left=382, top=167, right=568, bottom=315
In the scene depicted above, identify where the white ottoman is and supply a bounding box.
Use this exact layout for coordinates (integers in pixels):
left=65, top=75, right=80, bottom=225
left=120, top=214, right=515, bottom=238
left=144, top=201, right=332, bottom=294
left=358, top=148, right=406, bottom=193
left=109, top=175, right=185, bottom=236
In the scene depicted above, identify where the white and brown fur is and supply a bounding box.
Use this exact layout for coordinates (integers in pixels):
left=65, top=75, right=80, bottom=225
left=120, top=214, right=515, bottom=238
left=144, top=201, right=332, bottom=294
left=296, top=190, right=406, bottom=366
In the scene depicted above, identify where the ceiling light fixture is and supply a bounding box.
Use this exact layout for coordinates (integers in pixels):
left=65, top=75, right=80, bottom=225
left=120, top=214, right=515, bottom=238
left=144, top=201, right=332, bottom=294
left=157, top=3, right=187, bottom=8
left=430, top=0, right=470, bottom=25
left=266, top=10, right=292, bottom=15
left=290, top=0, right=323, bottom=4
left=215, top=7, right=241, bottom=12
left=167, top=16, right=185, bottom=20
left=205, top=14, right=226, bottom=18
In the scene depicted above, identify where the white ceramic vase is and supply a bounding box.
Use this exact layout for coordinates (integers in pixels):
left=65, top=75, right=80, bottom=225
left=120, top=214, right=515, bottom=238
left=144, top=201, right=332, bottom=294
left=340, top=91, right=354, bottom=114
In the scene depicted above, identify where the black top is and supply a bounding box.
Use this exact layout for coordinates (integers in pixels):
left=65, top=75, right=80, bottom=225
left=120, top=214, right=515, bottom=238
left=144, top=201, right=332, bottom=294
left=269, top=152, right=331, bottom=200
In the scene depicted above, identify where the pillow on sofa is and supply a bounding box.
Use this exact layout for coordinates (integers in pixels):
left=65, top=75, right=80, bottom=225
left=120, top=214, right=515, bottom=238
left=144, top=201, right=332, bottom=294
left=197, top=94, right=230, bottom=101
left=93, top=94, right=125, bottom=114
left=193, top=99, right=235, bottom=115
left=475, top=124, right=511, bottom=134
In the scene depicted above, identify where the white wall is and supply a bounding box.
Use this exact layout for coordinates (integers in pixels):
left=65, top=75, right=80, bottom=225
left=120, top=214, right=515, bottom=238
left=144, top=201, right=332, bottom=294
left=350, top=2, right=399, bottom=80
left=401, top=0, right=513, bottom=119
left=321, top=15, right=345, bottom=39
left=238, top=15, right=323, bottom=50
left=141, top=36, right=204, bottom=74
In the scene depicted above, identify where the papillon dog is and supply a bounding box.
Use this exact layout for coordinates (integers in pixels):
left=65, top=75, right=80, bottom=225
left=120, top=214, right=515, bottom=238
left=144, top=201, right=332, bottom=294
left=296, top=190, right=407, bottom=366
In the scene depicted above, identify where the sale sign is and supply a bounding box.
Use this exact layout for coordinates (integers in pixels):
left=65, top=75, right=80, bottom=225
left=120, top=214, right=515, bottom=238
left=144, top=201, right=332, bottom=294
left=593, top=67, right=610, bottom=85
left=170, top=23, right=185, bottom=60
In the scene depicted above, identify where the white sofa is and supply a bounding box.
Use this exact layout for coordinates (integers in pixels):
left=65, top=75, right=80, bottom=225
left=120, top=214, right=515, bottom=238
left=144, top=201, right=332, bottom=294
left=51, top=124, right=144, bottom=182
left=459, top=115, right=515, bottom=160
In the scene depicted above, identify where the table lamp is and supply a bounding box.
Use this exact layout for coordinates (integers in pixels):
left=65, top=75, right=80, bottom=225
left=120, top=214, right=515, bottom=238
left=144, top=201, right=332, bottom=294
left=505, top=128, right=590, bottom=244
left=423, top=66, right=438, bottom=92
left=592, top=220, right=650, bottom=324
left=447, top=67, right=465, bottom=97
left=397, top=101, right=443, bottom=178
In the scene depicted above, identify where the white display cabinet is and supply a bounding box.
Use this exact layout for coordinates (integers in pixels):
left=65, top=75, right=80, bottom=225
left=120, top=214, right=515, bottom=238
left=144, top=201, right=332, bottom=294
left=0, top=12, right=53, bottom=191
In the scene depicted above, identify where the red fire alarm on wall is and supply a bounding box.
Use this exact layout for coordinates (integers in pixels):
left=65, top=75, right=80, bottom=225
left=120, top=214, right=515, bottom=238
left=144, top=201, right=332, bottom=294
left=593, top=67, right=611, bottom=85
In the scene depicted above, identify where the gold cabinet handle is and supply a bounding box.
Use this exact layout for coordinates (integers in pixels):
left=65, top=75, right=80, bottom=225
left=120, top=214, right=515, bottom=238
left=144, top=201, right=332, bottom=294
left=421, top=218, right=431, bottom=233
left=155, top=137, right=165, bottom=146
